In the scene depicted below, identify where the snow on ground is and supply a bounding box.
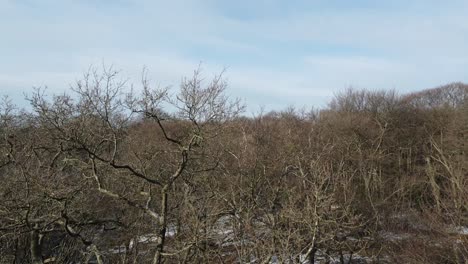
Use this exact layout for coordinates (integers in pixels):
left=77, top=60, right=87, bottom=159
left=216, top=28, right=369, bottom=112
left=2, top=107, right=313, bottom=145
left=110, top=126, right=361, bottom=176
left=263, top=251, right=372, bottom=264
left=379, top=231, right=411, bottom=241
left=448, top=225, right=468, bottom=235
left=103, top=213, right=466, bottom=263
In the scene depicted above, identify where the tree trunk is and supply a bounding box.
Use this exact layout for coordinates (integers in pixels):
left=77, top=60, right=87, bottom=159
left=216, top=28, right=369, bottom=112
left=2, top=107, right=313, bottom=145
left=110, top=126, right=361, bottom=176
left=153, top=186, right=168, bottom=264
left=307, top=247, right=317, bottom=264
left=347, top=252, right=353, bottom=264
left=30, top=229, right=43, bottom=264
left=93, top=245, right=104, bottom=264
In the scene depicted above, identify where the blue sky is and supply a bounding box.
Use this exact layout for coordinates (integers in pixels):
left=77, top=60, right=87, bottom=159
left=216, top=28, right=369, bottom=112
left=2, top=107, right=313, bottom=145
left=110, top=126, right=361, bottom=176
left=2, top=0, right=468, bottom=111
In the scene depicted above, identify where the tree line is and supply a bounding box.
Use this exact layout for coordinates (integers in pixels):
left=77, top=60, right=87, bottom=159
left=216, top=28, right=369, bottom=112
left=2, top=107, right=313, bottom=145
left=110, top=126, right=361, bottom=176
left=0, top=67, right=467, bottom=263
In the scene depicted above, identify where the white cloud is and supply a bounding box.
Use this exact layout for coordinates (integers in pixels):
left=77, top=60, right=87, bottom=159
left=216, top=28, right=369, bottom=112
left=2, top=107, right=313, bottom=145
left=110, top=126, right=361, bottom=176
left=1, top=0, right=468, bottom=110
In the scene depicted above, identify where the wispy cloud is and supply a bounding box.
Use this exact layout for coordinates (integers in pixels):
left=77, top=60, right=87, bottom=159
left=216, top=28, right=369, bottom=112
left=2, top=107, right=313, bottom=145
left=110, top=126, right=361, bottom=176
left=1, top=0, right=468, bottom=109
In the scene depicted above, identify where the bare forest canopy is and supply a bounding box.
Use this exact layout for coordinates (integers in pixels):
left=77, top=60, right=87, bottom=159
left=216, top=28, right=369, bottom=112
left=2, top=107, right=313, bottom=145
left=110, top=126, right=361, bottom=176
left=0, top=68, right=467, bottom=264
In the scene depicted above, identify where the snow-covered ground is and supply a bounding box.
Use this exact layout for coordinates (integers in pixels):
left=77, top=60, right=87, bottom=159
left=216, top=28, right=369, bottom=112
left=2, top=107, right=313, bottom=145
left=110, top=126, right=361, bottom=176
left=103, top=213, right=467, bottom=263
left=449, top=225, right=468, bottom=235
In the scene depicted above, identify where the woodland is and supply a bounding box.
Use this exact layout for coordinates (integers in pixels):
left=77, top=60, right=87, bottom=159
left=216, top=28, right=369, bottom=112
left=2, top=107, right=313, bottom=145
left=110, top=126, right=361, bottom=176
left=0, top=68, right=467, bottom=263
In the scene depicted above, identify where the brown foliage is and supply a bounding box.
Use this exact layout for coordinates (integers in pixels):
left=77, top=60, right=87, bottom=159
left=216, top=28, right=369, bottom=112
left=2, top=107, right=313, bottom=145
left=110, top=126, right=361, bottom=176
left=0, top=71, right=467, bottom=263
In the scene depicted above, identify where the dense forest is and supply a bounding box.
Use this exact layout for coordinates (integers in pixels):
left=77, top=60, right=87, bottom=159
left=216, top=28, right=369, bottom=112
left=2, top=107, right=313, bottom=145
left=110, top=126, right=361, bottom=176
left=0, top=68, right=467, bottom=263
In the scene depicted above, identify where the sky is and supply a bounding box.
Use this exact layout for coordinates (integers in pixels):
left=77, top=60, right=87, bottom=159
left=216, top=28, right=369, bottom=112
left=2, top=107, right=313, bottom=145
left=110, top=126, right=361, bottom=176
left=1, top=0, right=468, bottom=111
